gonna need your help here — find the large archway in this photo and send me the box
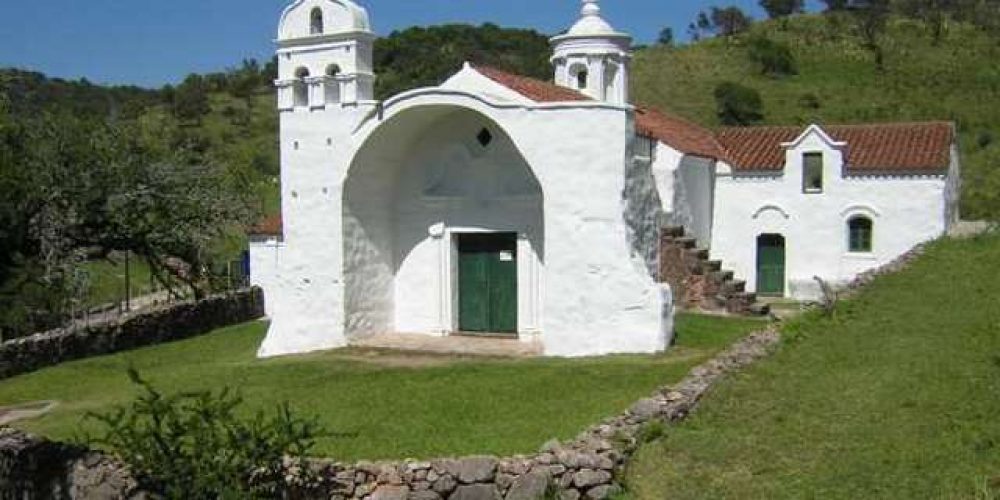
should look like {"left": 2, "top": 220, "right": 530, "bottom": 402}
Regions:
{"left": 343, "top": 105, "right": 544, "bottom": 339}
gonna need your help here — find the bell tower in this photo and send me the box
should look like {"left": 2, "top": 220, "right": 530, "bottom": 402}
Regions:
{"left": 275, "top": 0, "right": 375, "bottom": 111}
{"left": 551, "top": 0, "right": 632, "bottom": 105}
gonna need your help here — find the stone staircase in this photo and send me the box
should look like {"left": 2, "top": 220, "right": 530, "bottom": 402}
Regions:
{"left": 659, "top": 226, "right": 768, "bottom": 316}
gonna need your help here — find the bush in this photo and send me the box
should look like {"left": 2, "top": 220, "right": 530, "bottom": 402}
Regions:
{"left": 748, "top": 36, "right": 798, "bottom": 77}
{"left": 714, "top": 82, "right": 765, "bottom": 126}
{"left": 85, "top": 369, "right": 325, "bottom": 498}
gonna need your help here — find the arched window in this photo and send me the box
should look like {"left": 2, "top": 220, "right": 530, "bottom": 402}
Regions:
{"left": 324, "top": 64, "right": 341, "bottom": 104}
{"left": 848, "top": 216, "right": 873, "bottom": 253}
{"left": 294, "top": 67, "right": 310, "bottom": 108}
{"left": 569, "top": 64, "right": 588, "bottom": 91}
{"left": 310, "top": 8, "right": 324, "bottom": 35}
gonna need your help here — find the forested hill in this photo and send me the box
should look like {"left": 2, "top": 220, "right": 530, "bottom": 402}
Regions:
{"left": 3, "top": 16, "right": 1000, "bottom": 217}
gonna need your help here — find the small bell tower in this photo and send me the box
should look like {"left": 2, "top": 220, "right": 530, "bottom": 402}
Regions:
{"left": 275, "top": 0, "right": 376, "bottom": 111}
{"left": 551, "top": 0, "right": 632, "bottom": 105}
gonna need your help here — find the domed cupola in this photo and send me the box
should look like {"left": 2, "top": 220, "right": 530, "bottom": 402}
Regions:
{"left": 275, "top": 0, "right": 376, "bottom": 109}
{"left": 551, "top": 0, "right": 632, "bottom": 105}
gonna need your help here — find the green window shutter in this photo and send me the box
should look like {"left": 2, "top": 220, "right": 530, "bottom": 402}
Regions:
{"left": 803, "top": 153, "right": 824, "bottom": 193}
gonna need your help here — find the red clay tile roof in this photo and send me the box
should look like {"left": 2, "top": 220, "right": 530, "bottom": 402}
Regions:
{"left": 717, "top": 122, "right": 955, "bottom": 174}
{"left": 472, "top": 65, "right": 724, "bottom": 159}
{"left": 472, "top": 65, "right": 590, "bottom": 103}
{"left": 249, "top": 214, "right": 283, "bottom": 236}
{"left": 634, "top": 106, "right": 724, "bottom": 160}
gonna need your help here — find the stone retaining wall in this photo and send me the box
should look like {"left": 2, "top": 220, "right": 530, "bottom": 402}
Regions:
{"left": 0, "top": 329, "right": 780, "bottom": 500}
{"left": 0, "top": 287, "right": 265, "bottom": 381}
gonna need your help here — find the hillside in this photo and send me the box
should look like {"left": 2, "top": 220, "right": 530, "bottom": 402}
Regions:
{"left": 632, "top": 15, "right": 1000, "bottom": 218}
{"left": 3, "top": 17, "right": 998, "bottom": 219}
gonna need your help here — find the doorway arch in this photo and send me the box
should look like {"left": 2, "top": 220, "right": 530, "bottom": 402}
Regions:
{"left": 343, "top": 105, "right": 544, "bottom": 338}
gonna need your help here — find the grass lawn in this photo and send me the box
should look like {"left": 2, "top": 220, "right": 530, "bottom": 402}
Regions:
{"left": 624, "top": 234, "right": 1000, "bottom": 499}
{"left": 84, "top": 257, "right": 155, "bottom": 308}
{"left": 0, "top": 313, "right": 763, "bottom": 462}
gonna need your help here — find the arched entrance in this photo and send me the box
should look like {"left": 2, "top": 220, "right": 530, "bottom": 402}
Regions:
{"left": 343, "top": 105, "right": 544, "bottom": 339}
{"left": 756, "top": 234, "right": 786, "bottom": 296}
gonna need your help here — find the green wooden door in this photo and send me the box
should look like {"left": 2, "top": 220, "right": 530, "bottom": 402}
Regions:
{"left": 458, "top": 233, "right": 518, "bottom": 334}
{"left": 757, "top": 234, "right": 786, "bottom": 296}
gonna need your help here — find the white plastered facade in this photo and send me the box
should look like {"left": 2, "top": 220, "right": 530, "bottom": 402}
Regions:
{"left": 253, "top": 0, "right": 673, "bottom": 358}
{"left": 710, "top": 125, "right": 960, "bottom": 301}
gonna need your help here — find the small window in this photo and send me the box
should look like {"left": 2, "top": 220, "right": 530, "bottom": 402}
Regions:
{"left": 477, "top": 128, "right": 493, "bottom": 147}
{"left": 803, "top": 152, "right": 823, "bottom": 193}
{"left": 310, "top": 8, "right": 324, "bottom": 35}
{"left": 848, "top": 216, "right": 873, "bottom": 253}
{"left": 576, "top": 70, "right": 589, "bottom": 90}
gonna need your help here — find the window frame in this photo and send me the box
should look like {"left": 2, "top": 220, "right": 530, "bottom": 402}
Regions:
{"left": 847, "top": 216, "right": 874, "bottom": 254}
{"left": 802, "top": 152, "right": 824, "bottom": 194}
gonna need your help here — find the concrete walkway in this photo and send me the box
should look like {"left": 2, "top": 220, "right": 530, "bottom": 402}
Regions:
{"left": 353, "top": 333, "right": 543, "bottom": 358}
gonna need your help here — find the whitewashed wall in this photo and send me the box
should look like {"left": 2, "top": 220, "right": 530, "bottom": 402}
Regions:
{"left": 650, "top": 144, "right": 715, "bottom": 248}
{"left": 248, "top": 238, "right": 285, "bottom": 317}
{"left": 711, "top": 128, "right": 955, "bottom": 300}
{"left": 258, "top": 87, "right": 672, "bottom": 358}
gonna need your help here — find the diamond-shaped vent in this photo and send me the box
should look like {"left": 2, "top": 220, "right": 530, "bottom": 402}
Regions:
{"left": 477, "top": 128, "right": 493, "bottom": 147}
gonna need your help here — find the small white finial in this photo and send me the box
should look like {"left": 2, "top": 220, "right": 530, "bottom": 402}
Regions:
{"left": 581, "top": 0, "right": 600, "bottom": 17}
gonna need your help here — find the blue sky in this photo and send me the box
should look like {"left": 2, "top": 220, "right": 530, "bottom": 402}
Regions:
{"left": 0, "top": 0, "right": 822, "bottom": 88}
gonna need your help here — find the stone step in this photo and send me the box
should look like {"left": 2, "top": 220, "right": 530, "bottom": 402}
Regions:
{"left": 721, "top": 280, "right": 746, "bottom": 294}
{"left": 710, "top": 270, "right": 734, "bottom": 283}
{"left": 673, "top": 237, "right": 698, "bottom": 249}
{"left": 701, "top": 260, "right": 723, "bottom": 273}
{"left": 662, "top": 225, "right": 685, "bottom": 238}
{"left": 686, "top": 248, "right": 710, "bottom": 261}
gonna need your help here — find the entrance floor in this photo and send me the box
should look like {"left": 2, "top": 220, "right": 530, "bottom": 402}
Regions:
{"left": 352, "top": 333, "right": 542, "bottom": 358}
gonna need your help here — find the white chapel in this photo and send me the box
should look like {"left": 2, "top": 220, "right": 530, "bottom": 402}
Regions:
{"left": 249, "top": 0, "right": 960, "bottom": 358}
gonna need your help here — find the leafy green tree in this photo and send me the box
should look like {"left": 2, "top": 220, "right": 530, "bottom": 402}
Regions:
{"left": 172, "top": 74, "right": 211, "bottom": 125}
{"left": 748, "top": 36, "right": 798, "bottom": 77}
{"left": 658, "top": 27, "right": 675, "bottom": 46}
{"left": 714, "top": 82, "right": 765, "bottom": 125}
{"left": 710, "top": 6, "right": 754, "bottom": 37}
{"left": 821, "top": 0, "right": 850, "bottom": 10}
{"left": 760, "top": 0, "right": 806, "bottom": 18}
{"left": 373, "top": 24, "right": 551, "bottom": 99}
{"left": 847, "top": 0, "right": 892, "bottom": 70}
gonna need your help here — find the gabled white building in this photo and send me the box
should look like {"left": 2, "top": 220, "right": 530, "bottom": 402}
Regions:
{"left": 249, "top": 0, "right": 960, "bottom": 358}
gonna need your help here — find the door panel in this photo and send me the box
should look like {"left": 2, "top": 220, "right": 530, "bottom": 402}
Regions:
{"left": 458, "top": 233, "right": 518, "bottom": 334}
{"left": 757, "top": 235, "right": 786, "bottom": 296}
{"left": 458, "top": 252, "right": 490, "bottom": 332}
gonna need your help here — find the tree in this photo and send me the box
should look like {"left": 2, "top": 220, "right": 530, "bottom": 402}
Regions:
{"left": 658, "top": 27, "right": 675, "bottom": 46}
{"left": 898, "top": 0, "right": 960, "bottom": 43}
{"left": 711, "top": 6, "right": 754, "bottom": 37}
{"left": 748, "top": 36, "right": 798, "bottom": 77}
{"left": 714, "top": 82, "right": 765, "bottom": 125}
{"left": 172, "top": 74, "right": 211, "bottom": 125}
{"left": 820, "top": 0, "right": 850, "bottom": 10}
{"left": 760, "top": 0, "right": 805, "bottom": 18}
{"left": 847, "top": 0, "right": 892, "bottom": 70}
{"left": 0, "top": 111, "right": 256, "bottom": 337}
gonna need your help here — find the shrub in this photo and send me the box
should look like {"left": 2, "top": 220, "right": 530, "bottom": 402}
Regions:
{"left": 85, "top": 369, "right": 324, "bottom": 498}
{"left": 748, "top": 36, "right": 798, "bottom": 77}
{"left": 714, "top": 82, "right": 765, "bottom": 126}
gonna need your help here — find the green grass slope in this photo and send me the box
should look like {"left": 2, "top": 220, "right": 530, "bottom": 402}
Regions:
{"left": 633, "top": 15, "right": 1000, "bottom": 219}
{"left": 0, "top": 313, "right": 763, "bottom": 461}
{"left": 624, "top": 233, "right": 1000, "bottom": 498}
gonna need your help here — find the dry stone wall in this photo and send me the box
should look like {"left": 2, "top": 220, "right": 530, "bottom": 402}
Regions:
{"left": 0, "top": 287, "right": 265, "bottom": 381}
